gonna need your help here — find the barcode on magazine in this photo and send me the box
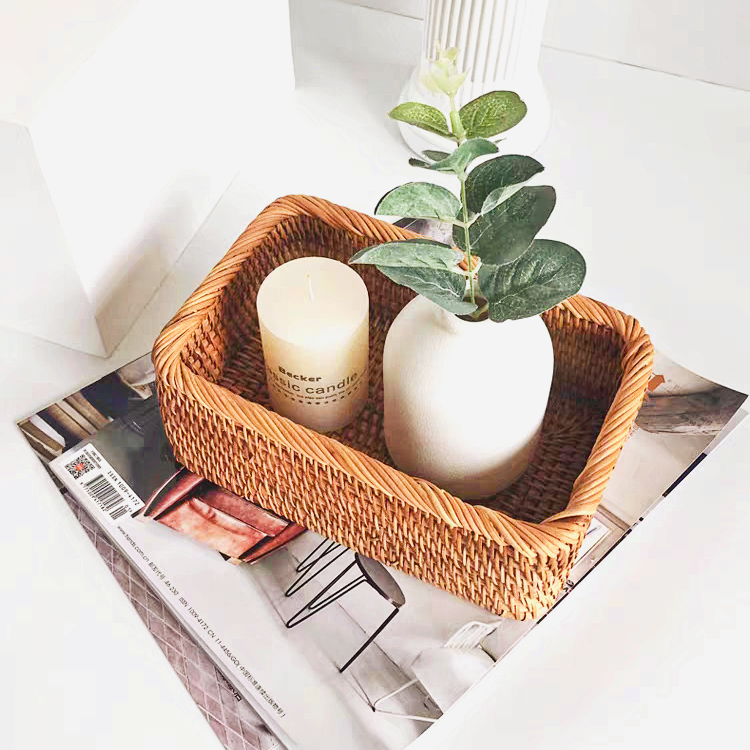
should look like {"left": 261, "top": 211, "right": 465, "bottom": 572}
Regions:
{"left": 54, "top": 444, "right": 145, "bottom": 524}
{"left": 82, "top": 473, "right": 131, "bottom": 521}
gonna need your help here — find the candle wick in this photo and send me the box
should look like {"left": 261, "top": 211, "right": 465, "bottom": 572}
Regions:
{"left": 306, "top": 274, "right": 315, "bottom": 303}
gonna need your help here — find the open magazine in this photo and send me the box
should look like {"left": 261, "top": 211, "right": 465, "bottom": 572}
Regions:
{"left": 19, "top": 348, "right": 747, "bottom": 750}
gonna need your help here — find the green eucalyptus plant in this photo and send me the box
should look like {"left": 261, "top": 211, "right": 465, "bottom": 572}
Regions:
{"left": 350, "top": 45, "right": 586, "bottom": 322}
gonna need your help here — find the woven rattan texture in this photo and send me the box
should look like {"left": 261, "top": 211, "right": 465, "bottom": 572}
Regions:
{"left": 154, "top": 196, "right": 654, "bottom": 620}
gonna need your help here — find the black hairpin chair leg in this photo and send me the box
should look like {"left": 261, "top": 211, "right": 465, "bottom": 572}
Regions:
{"left": 295, "top": 539, "right": 342, "bottom": 574}
{"left": 338, "top": 608, "right": 399, "bottom": 673}
{"left": 285, "top": 548, "right": 406, "bottom": 673}
{"left": 285, "top": 560, "right": 364, "bottom": 628}
{"left": 285, "top": 542, "right": 348, "bottom": 598}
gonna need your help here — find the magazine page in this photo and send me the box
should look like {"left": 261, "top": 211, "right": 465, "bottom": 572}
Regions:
{"left": 20, "top": 351, "right": 747, "bottom": 750}
{"left": 58, "top": 487, "right": 280, "bottom": 750}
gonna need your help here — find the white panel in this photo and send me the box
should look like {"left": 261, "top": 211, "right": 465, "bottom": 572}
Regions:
{"left": 0, "top": 121, "right": 105, "bottom": 355}
{"left": 30, "top": 0, "right": 295, "bottom": 353}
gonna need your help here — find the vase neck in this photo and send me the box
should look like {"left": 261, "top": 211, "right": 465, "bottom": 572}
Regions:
{"left": 434, "top": 301, "right": 493, "bottom": 336}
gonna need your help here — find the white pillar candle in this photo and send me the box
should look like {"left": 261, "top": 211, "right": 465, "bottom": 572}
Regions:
{"left": 256, "top": 257, "right": 369, "bottom": 434}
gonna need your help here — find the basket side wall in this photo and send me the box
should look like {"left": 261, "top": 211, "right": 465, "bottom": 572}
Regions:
{"left": 157, "top": 379, "right": 573, "bottom": 619}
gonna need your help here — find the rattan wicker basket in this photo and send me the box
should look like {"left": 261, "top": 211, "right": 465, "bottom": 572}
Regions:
{"left": 153, "top": 195, "right": 654, "bottom": 620}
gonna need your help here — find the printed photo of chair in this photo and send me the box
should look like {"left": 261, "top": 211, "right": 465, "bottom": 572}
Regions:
{"left": 284, "top": 547, "right": 406, "bottom": 673}
{"left": 372, "top": 620, "right": 500, "bottom": 723}
{"left": 140, "top": 467, "right": 305, "bottom": 563}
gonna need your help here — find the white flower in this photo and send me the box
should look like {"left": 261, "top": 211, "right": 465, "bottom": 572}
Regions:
{"left": 420, "top": 41, "right": 468, "bottom": 98}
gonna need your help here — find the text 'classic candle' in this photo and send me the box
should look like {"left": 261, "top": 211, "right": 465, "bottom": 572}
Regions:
{"left": 256, "top": 257, "right": 369, "bottom": 433}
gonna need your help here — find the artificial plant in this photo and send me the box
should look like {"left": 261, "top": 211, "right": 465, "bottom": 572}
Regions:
{"left": 350, "top": 44, "right": 586, "bottom": 322}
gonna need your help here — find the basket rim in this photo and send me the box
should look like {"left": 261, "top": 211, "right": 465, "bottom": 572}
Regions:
{"left": 153, "top": 195, "right": 654, "bottom": 559}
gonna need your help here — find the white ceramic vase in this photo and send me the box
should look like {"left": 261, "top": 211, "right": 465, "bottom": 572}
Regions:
{"left": 383, "top": 295, "right": 554, "bottom": 500}
{"left": 398, "top": 0, "right": 550, "bottom": 157}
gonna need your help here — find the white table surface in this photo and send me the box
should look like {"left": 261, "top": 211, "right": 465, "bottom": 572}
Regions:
{"left": 2, "top": 1, "right": 749, "bottom": 747}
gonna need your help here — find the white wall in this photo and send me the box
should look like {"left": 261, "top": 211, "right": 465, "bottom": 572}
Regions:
{"left": 339, "top": 0, "right": 750, "bottom": 90}
{"left": 344, "top": 0, "right": 425, "bottom": 17}
{"left": 1, "top": 0, "right": 294, "bottom": 355}
{"left": 543, "top": 0, "right": 750, "bottom": 91}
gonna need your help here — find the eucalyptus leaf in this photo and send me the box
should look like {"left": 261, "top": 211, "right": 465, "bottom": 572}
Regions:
{"left": 427, "top": 138, "right": 498, "bottom": 175}
{"left": 375, "top": 183, "right": 461, "bottom": 222}
{"left": 423, "top": 150, "right": 450, "bottom": 161}
{"left": 459, "top": 91, "right": 528, "bottom": 139}
{"left": 454, "top": 186, "right": 556, "bottom": 263}
{"left": 479, "top": 239, "right": 586, "bottom": 322}
{"left": 409, "top": 157, "right": 460, "bottom": 174}
{"left": 465, "top": 155, "right": 544, "bottom": 214}
{"left": 378, "top": 265, "right": 477, "bottom": 315}
{"left": 481, "top": 184, "right": 530, "bottom": 215}
{"left": 389, "top": 102, "right": 453, "bottom": 139}
{"left": 350, "top": 239, "right": 461, "bottom": 270}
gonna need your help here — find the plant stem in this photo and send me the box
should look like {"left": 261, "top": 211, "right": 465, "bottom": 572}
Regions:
{"left": 459, "top": 175, "right": 475, "bottom": 306}
{"left": 449, "top": 92, "right": 475, "bottom": 308}
{"left": 449, "top": 95, "right": 466, "bottom": 144}
{"left": 474, "top": 301, "right": 489, "bottom": 318}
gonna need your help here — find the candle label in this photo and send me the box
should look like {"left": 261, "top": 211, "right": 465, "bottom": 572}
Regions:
{"left": 267, "top": 365, "right": 365, "bottom": 407}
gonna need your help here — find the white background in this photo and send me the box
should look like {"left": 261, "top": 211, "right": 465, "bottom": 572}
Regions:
{"left": 342, "top": 0, "right": 750, "bottom": 90}
{"left": 0, "top": 0, "right": 139, "bottom": 124}
{"left": 1, "top": 0, "right": 749, "bottom": 748}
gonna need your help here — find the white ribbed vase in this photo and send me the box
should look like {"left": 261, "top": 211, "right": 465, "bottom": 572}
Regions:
{"left": 383, "top": 296, "right": 554, "bottom": 500}
{"left": 399, "top": 0, "right": 550, "bottom": 156}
